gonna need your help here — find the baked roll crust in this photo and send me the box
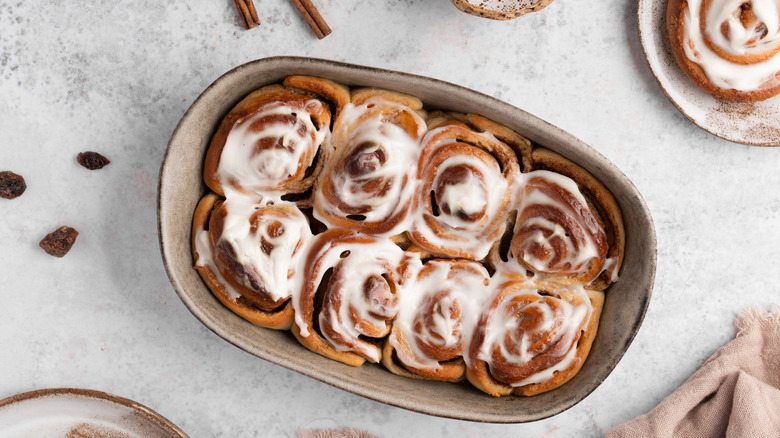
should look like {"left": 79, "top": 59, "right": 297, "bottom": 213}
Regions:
{"left": 192, "top": 193, "right": 311, "bottom": 329}
{"left": 382, "top": 258, "right": 490, "bottom": 382}
{"left": 204, "top": 77, "right": 349, "bottom": 200}
{"left": 313, "top": 89, "right": 427, "bottom": 236}
{"left": 466, "top": 280, "right": 603, "bottom": 396}
{"left": 666, "top": 0, "right": 780, "bottom": 102}
{"left": 461, "top": 113, "right": 533, "bottom": 174}
{"left": 409, "top": 113, "right": 520, "bottom": 260}
{"left": 529, "top": 148, "right": 625, "bottom": 290}
{"left": 291, "top": 229, "right": 413, "bottom": 366}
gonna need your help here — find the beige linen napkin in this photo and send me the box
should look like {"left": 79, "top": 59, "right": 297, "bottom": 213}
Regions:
{"left": 608, "top": 307, "right": 780, "bottom": 438}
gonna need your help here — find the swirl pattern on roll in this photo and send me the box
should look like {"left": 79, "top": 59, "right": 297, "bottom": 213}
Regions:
{"left": 409, "top": 116, "right": 519, "bottom": 260}
{"left": 292, "top": 229, "right": 414, "bottom": 366}
{"left": 192, "top": 194, "right": 311, "bottom": 329}
{"left": 383, "top": 259, "right": 489, "bottom": 381}
{"left": 466, "top": 280, "right": 598, "bottom": 396}
{"left": 314, "top": 91, "right": 427, "bottom": 236}
{"left": 510, "top": 170, "right": 608, "bottom": 285}
{"left": 667, "top": 0, "right": 780, "bottom": 101}
{"left": 204, "top": 79, "right": 349, "bottom": 198}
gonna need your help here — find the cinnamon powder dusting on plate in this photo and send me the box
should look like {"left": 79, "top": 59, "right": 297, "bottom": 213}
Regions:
{"left": 66, "top": 422, "right": 135, "bottom": 438}
{"left": 709, "top": 101, "right": 780, "bottom": 146}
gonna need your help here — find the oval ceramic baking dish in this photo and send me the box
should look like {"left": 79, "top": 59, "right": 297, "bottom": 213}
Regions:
{"left": 158, "top": 56, "right": 656, "bottom": 423}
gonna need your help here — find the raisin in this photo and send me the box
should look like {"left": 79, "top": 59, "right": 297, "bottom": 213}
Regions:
{"left": 39, "top": 226, "right": 79, "bottom": 257}
{"left": 0, "top": 171, "right": 27, "bottom": 199}
{"left": 77, "top": 151, "right": 111, "bottom": 170}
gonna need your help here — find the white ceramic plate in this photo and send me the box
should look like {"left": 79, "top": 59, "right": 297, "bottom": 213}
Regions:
{"left": 637, "top": 0, "right": 780, "bottom": 146}
{"left": 0, "top": 388, "right": 188, "bottom": 438}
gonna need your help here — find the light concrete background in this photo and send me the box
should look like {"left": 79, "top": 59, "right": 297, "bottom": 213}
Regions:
{"left": 1, "top": 0, "right": 778, "bottom": 436}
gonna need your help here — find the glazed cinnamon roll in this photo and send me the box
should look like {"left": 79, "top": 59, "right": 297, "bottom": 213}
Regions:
{"left": 382, "top": 258, "right": 490, "bottom": 381}
{"left": 192, "top": 193, "right": 312, "bottom": 329}
{"left": 528, "top": 148, "right": 624, "bottom": 290}
{"left": 313, "top": 89, "right": 427, "bottom": 236}
{"left": 292, "top": 229, "right": 415, "bottom": 366}
{"left": 666, "top": 0, "right": 780, "bottom": 101}
{"left": 508, "top": 170, "right": 609, "bottom": 286}
{"left": 466, "top": 280, "right": 603, "bottom": 397}
{"left": 204, "top": 76, "right": 350, "bottom": 200}
{"left": 408, "top": 114, "right": 520, "bottom": 260}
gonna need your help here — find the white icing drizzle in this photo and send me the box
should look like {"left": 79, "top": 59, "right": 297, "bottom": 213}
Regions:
{"left": 195, "top": 196, "right": 311, "bottom": 302}
{"left": 438, "top": 176, "right": 487, "bottom": 220}
{"left": 411, "top": 128, "right": 511, "bottom": 258}
{"left": 390, "top": 260, "right": 489, "bottom": 370}
{"left": 512, "top": 170, "right": 604, "bottom": 277}
{"left": 599, "top": 256, "right": 621, "bottom": 284}
{"left": 293, "top": 235, "right": 410, "bottom": 363}
{"left": 475, "top": 280, "right": 592, "bottom": 387}
{"left": 607, "top": 257, "right": 620, "bottom": 282}
{"left": 314, "top": 98, "right": 425, "bottom": 235}
{"left": 511, "top": 339, "right": 580, "bottom": 387}
{"left": 682, "top": 0, "right": 780, "bottom": 91}
{"left": 217, "top": 101, "right": 328, "bottom": 195}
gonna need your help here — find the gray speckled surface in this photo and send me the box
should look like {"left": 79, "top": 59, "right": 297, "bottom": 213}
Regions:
{"left": 1, "top": 1, "right": 779, "bottom": 437}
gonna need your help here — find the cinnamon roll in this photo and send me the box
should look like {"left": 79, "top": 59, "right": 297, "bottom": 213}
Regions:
{"left": 382, "top": 258, "right": 490, "bottom": 381}
{"left": 313, "top": 90, "right": 427, "bottom": 236}
{"left": 466, "top": 280, "right": 603, "bottom": 397}
{"left": 528, "top": 148, "right": 624, "bottom": 290}
{"left": 204, "top": 76, "right": 350, "bottom": 200}
{"left": 666, "top": 0, "right": 780, "bottom": 101}
{"left": 192, "top": 193, "right": 312, "bottom": 329}
{"left": 409, "top": 114, "right": 520, "bottom": 260}
{"left": 292, "top": 229, "right": 416, "bottom": 366}
{"left": 507, "top": 170, "right": 609, "bottom": 286}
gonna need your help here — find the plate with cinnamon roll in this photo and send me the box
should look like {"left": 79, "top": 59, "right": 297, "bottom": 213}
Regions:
{"left": 159, "top": 57, "right": 656, "bottom": 422}
{"left": 638, "top": 0, "right": 780, "bottom": 146}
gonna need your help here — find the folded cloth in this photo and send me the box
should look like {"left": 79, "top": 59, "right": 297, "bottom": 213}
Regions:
{"left": 608, "top": 307, "right": 780, "bottom": 438}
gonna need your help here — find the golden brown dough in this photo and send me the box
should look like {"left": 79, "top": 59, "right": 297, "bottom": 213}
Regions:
{"left": 204, "top": 77, "right": 349, "bottom": 201}
{"left": 408, "top": 113, "right": 520, "bottom": 260}
{"left": 192, "top": 193, "right": 300, "bottom": 329}
{"left": 382, "top": 258, "right": 490, "bottom": 382}
{"left": 530, "top": 148, "right": 625, "bottom": 290}
{"left": 313, "top": 89, "right": 427, "bottom": 236}
{"left": 291, "top": 229, "right": 412, "bottom": 366}
{"left": 466, "top": 280, "right": 603, "bottom": 396}
{"left": 462, "top": 113, "right": 533, "bottom": 173}
{"left": 666, "top": 0, "right": 780, "bottom": 102}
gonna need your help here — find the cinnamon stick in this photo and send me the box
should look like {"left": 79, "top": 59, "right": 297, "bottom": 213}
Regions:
{"left": 233, "top": 0, "right": 260, "bottom": 30}
{"left": 290, "top": 0, "right": 331, "bottom": 39}
{"left": 245, "top": 0, "right": 260, "bottom": 25}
